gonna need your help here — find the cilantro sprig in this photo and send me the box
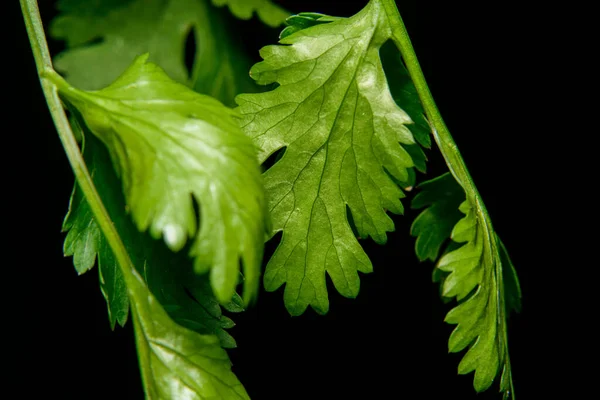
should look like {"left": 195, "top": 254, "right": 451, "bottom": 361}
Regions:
{"left": 21, "top": 0, "right": 521, "bottom": 398}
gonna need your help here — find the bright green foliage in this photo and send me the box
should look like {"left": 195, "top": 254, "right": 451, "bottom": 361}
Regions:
{"left": 24, "top": 0, "right": 523, "bottom": 397}
{"left": 63, "top": 122, "right": 243, "bottom": 346}
{"left": 129, "top": 269, "right": 250, "bottom": 400}
{"left": 211, "top": 0, "right": 289, "bottom": 27}
{"left": 64, "top": 147, "right": 248, "bottom": 396}
{"left": 236, "top": 1, "right": 418, "bottom": 315}
{"left": 439, "top": 200, "right": 515, "bottom": 394}
{"left": 412, "top": 173, "right": 521, "bottom": 396}
{"left": 51, "top": 55, "right": 268, "bottom": 305}
{"left": 50, "top": 0, "right": 256, "bottom": 106}
{"left": 60, "top": 74, "right": 251, "bottom": 399}
{"left": 62, "top": 129, "right": 248, "bottom": 400}
{"left": 410, "top": 172, "right": 464, "bottom": 262}
{"left": 279, "top": 17, "right": 428, "bottom": 183}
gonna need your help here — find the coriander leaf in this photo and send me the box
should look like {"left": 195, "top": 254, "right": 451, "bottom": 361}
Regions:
{"left": 211, "top": 0, "right": 289, "bottom": 27}
{"left": 50, "top": 0, "right": 255, "bottom": 106}
{"left": 279, "top": 13, "right": 343, "bottom": 39}
{"left": 63, "top": 181, "right": 101, "bottom": 276}
{"left": 280, "top": 14, "right": 428, "bottom": 185}
{"left": 61, "top": 126, "right": 248, "bottom": 395}
{"left": 435, "top": 198, "right": 519, "bottom": 395}
{"left": 155, "top": 269, "right": 243, "bottom": 349}
{"left": 236, "top": 0, "right": 419, "bottom": 315}
{"left": 63, "top": 155, "right": 129, "bottom": 329}
{"left": 279, "top": 16, "right": 430, "bottom": 155}
{"left": 128, "top": 269, "right": 250, "bottom": 400}
{"left": 410, "top": 172, "right": 464, "bottom": 262}
{"left": 97, "top": 238, "right": 129, "bottom": 330}
{"left": 50, "top": 55, "right": 268, "bottom": 305}
{"left": 64, "top": 133, "right": 249, "bottom": 397}
{"left": 411, "top": 172, "right": 521, "bottom": 396}
{"left": 63, "top": 119, "right": 242, "bottom": 345}
{"left": 380, "top": 41, "right": 432, "bottom": 149}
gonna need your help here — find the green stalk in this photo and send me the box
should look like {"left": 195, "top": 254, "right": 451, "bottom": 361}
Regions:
{"left": 379, "top": 0, "right": 479, "bottom": 202}
{"left": 19, "top": 0, "right": 140, "bottom": 294}
{"left": 20, "top": 1, "right": 157, "bottom": 392}
{"left": 379, "top": 0, "right": 515, "bottom": 398}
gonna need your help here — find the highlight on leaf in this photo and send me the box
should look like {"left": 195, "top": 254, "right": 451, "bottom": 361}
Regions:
{"left": 47, "top": 54, "right": 268, "bottom": 305}
{"left": 236, "top": 0, "right": 422, "bottom": 315}
{"left": 412, "top": 172, "right": 521, "bottom": 397}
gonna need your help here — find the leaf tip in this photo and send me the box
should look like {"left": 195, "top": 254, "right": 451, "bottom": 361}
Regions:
{"left": 161, "top": 223, "right": 187, "bottom": 252}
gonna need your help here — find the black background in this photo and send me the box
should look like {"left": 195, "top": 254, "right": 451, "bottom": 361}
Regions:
{"left": 8, "top": 0, "right": 549, "bottom": 399}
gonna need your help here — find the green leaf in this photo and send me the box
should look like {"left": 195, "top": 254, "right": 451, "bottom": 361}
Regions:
{"left": 280, "top": 17, "right": 428, "bottom": 181}
{"left": 62, "top": 116, "right": 249, "bottom": 398}
{"left": 64, "top": 199, "right": 130, "bottom": 330}
{"left": 58, "top": 79, "right": 253, "bottom": 400}
{"left": 63, "top": 130, "right": 129, "bottom": 329}
{"left": 380, "top": 41, "right": 432, "bottom": 149}
{"left": 236, "top": 1, "right": 420, "bottom": 315}
{"left": 279, "top": 12, "right": 342, "bottom": 39}
{"left": 50, "top": 0, "right": 256, "bottom": 106}
{"left": 278, "top": 16, "right": 430, "bottom": 153}
{"left": 434, "top": 197, "right": 519, "bottom": 395}
{"left": 51, "top": 55, "right": 268, "bottom": 305}
{"left": 96, "top": 238, "right": 129, "bottom": 330}
{"left": 63, "top": 182, "right": 101, "bottom": 275}
{"left": 411, "top": 171, "right": 521, "bottom": 396}
{"left": 63, "top": 136, "right": 249, "bottom": 397}
{"left": 211, "top": 0, "right": 289, "bottom": 27}
{"left": 129, "top": 269, "right": 250, "bottom": 400}
{"left": 410, "top": 172, "right": 465, "bottom": 262}
{"left": 63, "top": 119, "right": 243, "bottom": 345}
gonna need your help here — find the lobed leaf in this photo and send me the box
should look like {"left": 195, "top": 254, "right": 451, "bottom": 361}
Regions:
{"left": 129, "top": 269, "right": 250, "bottom": 400}
{"left": 410, "top": 172, "right": 465, "bottom": 262}
{"left": 236, "top": 1, "right": 421, "bottom": 315}
{"left": 64, "top": 163, "right": 250, "bottom": 397}
{"left": 63, "top": 173, "right": 129, "bottom": 329}
{"left": 413, "top": 172, "right": 521, "bottom": 397}
{"left": 53, "top": 55, "right": 268, "bottom": 305}
{"left": 64, "top": 122, "right": 244, "bottom": 345}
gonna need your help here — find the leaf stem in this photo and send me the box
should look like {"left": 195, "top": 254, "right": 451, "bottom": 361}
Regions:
{"left": 379, "top": 0, "right": 478, "bottom": 203}
{"left": 379, "top": 0, "right": 515, "bottom": 397}
{"left": 19, "top": 0, "right": 139, "bottom": 286}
